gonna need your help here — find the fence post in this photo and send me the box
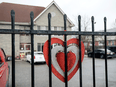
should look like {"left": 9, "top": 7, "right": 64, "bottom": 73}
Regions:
{"left": 30, "top": 11, "right": 34, "bottom": 87}
{"left": 91, "top": 16, "right": 96, "bottom": 87}
{"left": 64, "top": 14, "right": 68, "bottom": 87}
{"left": 48, "top": 13, "right": 52, "bottom": 87}
{"left": 11, "top": 10, "right": 15, "bottom": 87}
{"left": 104, "top": 17, "right": 108, "bottom": 87}
{"left": 78, "top": 15, "right": 82, "bottom": 87}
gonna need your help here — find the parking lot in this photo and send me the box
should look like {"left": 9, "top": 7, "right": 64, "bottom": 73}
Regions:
{"left": 7, "top": 56, "right": 116, "bottom": 87}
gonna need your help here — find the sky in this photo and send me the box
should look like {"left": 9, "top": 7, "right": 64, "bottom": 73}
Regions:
{"left": 0, "top": 0, "right": 116, "bottom": 31}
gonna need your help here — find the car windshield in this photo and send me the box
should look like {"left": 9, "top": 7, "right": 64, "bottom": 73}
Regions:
{"left": 100, "top": 49, "right": 111, "bottom": 53}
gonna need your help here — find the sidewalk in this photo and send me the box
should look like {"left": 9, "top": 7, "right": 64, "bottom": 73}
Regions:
{"left": 15, "top": 58, "right": 26, "bottom": 61}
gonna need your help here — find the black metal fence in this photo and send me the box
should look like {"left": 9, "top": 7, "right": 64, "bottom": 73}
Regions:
{"left": 0, "top": 10, "right": 114, "bottom": 87}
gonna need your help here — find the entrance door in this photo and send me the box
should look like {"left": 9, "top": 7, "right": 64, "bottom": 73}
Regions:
{"left": 20, "top": 43, "right": 31, "bottom": 58}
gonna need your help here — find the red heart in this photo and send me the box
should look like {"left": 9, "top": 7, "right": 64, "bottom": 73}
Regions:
{"left": 56, "top": 52, "right": 76, "bottom": 72}
{"left": 43, "top": 38, "right": 85, "bottom": 82}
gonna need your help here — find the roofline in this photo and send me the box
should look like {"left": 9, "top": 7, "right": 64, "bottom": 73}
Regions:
{"left": 33, "top": 1, "right": 74, "bottom": 27}
{"left": 0, "top": 2, "right": 45, "bottom": 8}
{"left": 0, "top": 21, "right": 36, "bottom": 25}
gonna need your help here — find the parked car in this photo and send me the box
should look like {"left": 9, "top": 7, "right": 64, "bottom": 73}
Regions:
{"left": 0, "top": 48, "right": 10, "bottom": 87}
{"left": 6, "top": 56, "right": 20, "bottom": 61}
{"left": 107, "top": 46, "right": 116, "bottom": 53}
{"left": 6, "top": 56, "right": 12, "bottom": 61}
{"left": 88, "top": 49, "right": 115, "bottom": 58}
{"left": 26, "top": 51, "right": 45, "bottom": 64}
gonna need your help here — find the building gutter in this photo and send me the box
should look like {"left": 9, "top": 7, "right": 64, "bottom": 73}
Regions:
{"left": 0, "top": 21, "right": 36, "bottom": 26}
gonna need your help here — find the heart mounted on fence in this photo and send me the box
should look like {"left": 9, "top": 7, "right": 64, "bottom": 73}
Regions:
{"left": 43, "top": 38, "right": 85, "bottom": 82}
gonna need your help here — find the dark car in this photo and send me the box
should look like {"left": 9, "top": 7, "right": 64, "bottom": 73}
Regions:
{"left": 107, "top": 46, "right": 116, "bottom": 53}
{"left": 88, "top": 49, "right": 115, "bottom": 58}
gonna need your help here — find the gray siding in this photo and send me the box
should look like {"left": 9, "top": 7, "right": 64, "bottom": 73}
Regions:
{"left": 0, "top": 3, "right": 73, "bottom": 57}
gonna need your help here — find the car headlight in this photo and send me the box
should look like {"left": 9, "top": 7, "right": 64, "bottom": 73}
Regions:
{"left": 110, "top": 52, "right": 114, "bottom": 55}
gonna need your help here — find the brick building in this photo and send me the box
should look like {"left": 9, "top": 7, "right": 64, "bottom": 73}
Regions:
{"left": 0, "top": 1, "right": 74, "bottom": 59}
{"left": 85, "top": 28, "right": 116, "bottom": 51}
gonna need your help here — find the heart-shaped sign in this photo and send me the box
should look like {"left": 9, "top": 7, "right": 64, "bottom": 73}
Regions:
{"left": 56, "top": 51, "right": 76, "bottom": 72}
{"left": 43, "top": 38, "right": 85, "bottom": 82}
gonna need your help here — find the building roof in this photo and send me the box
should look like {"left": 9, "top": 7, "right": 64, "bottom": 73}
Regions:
{"left": 96, "top": 28, "right": 116, "bottom": 32}
{"left": 34, "top": 1, "right": 74, "bottom": 26}
{"left": 0, "top": 1, "right": 74, "bottom": 26}
{"left": 107, "top": 28, "right": 116, "bottom": 32}
{"left": 0, "top": 2, "right": 45, "bottom": 22}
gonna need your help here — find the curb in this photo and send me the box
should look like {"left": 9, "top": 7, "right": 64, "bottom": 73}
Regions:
{"left": 84, "top": 55, "right": 88, "bottom": 57}
{"left": 15, "top": 60, "right": 22, "bottom": 62}
{"left": 15, "top": 58, "right": 27, "bottom": 61}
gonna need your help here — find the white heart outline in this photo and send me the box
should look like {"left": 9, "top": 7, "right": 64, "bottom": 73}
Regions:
{"left": 51, "top": 45, "right": 79, "bottom": 77}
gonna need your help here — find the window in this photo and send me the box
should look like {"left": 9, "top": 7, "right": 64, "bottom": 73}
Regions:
{"left": 20, "top": 44, "right": 31, "bottom": 50}
{"left": 41, "top": 26, "right": 46, "bottom": 30}
{"left": 20, "top": 44, "right": 24, "bottom": 50}
{"left": 42, "top": 43, "right": 44, "bottom": 51}
{"left": 49, "top": 26, "right": 64, "bottom": 31}
{"left": 38, "top": 26, "right": 48, "bottom": 30}
{"left": 46, "top": 26, "right": 48, "bottom": 30}
{"left": 37, "top": 26, "right": 41, "bottom": 30}
{"left": 38, "top": 26, "right": 48, "bottom": 36}
{"left": 38, "top": 43, "right": 41, "bottom": 51}
{"left": 108, "top": 41, "right": 111, "bottom": 46}
{"left": 61, "top": 27, "right": 64, "bottom": 31}
{"left": 26, "top": 45, "right": 30, "bottom": 50}
{"left": 38, "top": 43, "right": 44, "bottom": 51}
{"left": 57, "top": 27, "right": 60, "bottom": 31}
{"left": 51, "top": 27, "right": 54, "bottom": 30}
{"left": 112, "top": 41, "right": 114, "bottom": 45}
{"left": 54, "top": 27, "right": 57, "bottom": 31}
{"left": 55, "top": 26, "right": 64, "bottom": 31}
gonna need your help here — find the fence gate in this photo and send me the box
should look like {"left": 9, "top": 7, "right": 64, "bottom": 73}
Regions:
{"left": 0, "top": 10, "right": 113, "bottom": 87}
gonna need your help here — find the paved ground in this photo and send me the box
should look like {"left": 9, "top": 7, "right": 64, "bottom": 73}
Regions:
{"left": 7, "top": 56, "right": 116, "bottom": 87}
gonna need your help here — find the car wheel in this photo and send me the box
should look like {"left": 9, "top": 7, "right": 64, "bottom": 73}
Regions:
{"left": 30, "top": 61, "right": 32, "bottom": 64}
{"left": 100, "top": 55, "right": 104, "bottom": 59}
{"left": 88, "top": 54, "right": 91, "bottom": 57}
{"left": 26, "top": 59, "right": 28, "bottom": 62}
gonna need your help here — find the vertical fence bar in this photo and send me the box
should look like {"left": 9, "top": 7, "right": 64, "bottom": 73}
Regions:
{"left": 91, "top": 16, "right": 96, "bottom": 87}
{"left": 11, "top": 10, "right": 15, "bottom": 87}
{"left": 104, "top": 17, "right": 108, "bottom": 87}
{"left": 78, "top": 15, "right": 82, "bottom": 87}
{"left": 30, "top": 12, "right": 34, "bottom": 87}
{"left": 64, "top": 14, "right": 68, "bottom": 87}
{"left": 48, "top": 13, "right": 52, "bottom": 87}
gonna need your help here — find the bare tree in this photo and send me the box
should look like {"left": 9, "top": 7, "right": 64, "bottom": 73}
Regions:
{"left": 111, "top": 19, "right": 116, "bottom": 28}
{"left": 72, "top": 15, "right": 91, "bottom": 52}
{"left": 73, "top": 15, "right": 90, "bottom": 31}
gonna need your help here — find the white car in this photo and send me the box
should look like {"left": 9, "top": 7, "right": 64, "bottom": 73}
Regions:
{"left": 26, "top": 51, "right": 45, "bottom": 64}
